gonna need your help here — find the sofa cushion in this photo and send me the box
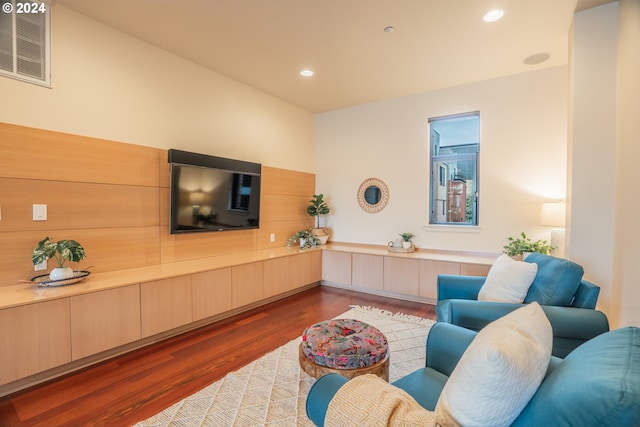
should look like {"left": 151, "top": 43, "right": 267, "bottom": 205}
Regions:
{"left": 513, "top": 326, "right": 640, "bottom": 427}
{"left": 478, "top": 254, "right": 538, "bottom": 303}
{"left": 523, "top": 253, "right": 584, "bottom": 306}
{"left": 435, "top": 302, "right": 552, "bottom": 427}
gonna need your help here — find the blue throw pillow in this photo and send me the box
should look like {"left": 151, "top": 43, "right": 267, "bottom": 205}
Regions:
{"left": 523, "top": 254, "right": 583, "bottom": 306}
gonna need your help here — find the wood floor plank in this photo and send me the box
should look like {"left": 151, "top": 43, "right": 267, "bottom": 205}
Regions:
{"left": 0, "top": 286, "right": 435, "bottom": 426}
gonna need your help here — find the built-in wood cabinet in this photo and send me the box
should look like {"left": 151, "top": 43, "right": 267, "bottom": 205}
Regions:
{"left": 0, "top": 299, "right": 71, "bottom": 385}
{"left": 232, "top": 262, "right": 265, "bottom": 308}
{"left": 192, "top": 268, "right": 233, "bottom": 321}
{"left": 419, "top": 260, "right": 460, "bottom": 300}
{"left": 384, "top": 257, "right": 420, "bottom": 296}
{"left": 290, "top": 251, "right": 322, "bottom": 290}
{"left": 264, "top": 257, "right": 290, "bottom": 298}
{"left": 352, "top": 254, "right": 384, "bottom": 290}
{"left": 322, "top": 246, "right": 493, "bottom": 302}
{"left": 322, "top": 251, "right": 351, "bottom": 284}
{"left": 70, "top": 285, "right": 141, "bottom": 359}
{"left": 141, "top": 276, "right": 193, "bottom": 338}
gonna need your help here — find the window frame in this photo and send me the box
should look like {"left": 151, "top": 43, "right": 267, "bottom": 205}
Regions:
{"left": 428, "top": 111, "right": 480, "bottom": 226}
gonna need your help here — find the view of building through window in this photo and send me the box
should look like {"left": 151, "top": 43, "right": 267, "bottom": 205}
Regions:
{"left": 429, "top": 111, "right": 479, "bottom": 225}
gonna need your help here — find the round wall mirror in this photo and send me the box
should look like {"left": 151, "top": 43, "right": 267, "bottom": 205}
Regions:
{"left": 357, "top": 178, "right": 389, "bottom": 213}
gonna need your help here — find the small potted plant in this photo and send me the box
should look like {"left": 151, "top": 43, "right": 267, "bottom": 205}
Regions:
{"left": 32, "top": 237, "right": 86, "bottom": 281}
{"left": 503, "top": 232, "right": 554, "bottom": 259}
{"left": 307, "top": 194, "right": 331, "bottom": 244}
{"left": 286, "top": 229, "right": 322, "bottom": 249}
{"left": 399, "top": 232, "right": 415, "bottom": 249}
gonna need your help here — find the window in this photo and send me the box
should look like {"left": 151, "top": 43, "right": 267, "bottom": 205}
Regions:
{"left": 429, "top": 112, "right": 479, "bottom": 225}
{"left": 0, "top": 1, "right": 51, "bottom": 86}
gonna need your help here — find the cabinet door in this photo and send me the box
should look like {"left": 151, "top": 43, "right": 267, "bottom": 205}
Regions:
{"left": 192, "top": 268, "right": 232, "bottom": 321}
{"left": 290, "top": 250, "right": 322, "bottom": 290}
{"left": 352, "top": 254, "right": 384, "bottom": 290}
{"left": 141, "top": 276, "right": 192, "bottom": 338}
{"left": 419, "top": 260, "right": 460, "bottom": 300}
{"left": 70, "top": 285, "right": 141, "bottom": 360}
{"left": 0, "top": 299, "right": 71, "bottom": 384}
{"left": 461, "top": 263, "right": 491, "bottom": 276}
{"left": 232, "top": 262, "right": 264, "bottom": 308}
{"left": 384, "top": 257, "right": 420, "bottom": 296}
{"left": 264, "top": 257, "right": 290, "bottom": 298}
{"left": 322, "top": 250, "right": 351, "bottom": 285}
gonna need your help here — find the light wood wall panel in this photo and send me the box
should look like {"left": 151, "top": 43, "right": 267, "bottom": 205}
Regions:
{"left": 0, "top": 178, "right": 159, "bottom": 232}
{"left": 0, "top": 123, "right": 159, "bottom": 186}
{"left": 0, "top": 123, "right": 316, "bottom": 286}
{"left": 261, "top": 166, "right": 315, "bottom": 196}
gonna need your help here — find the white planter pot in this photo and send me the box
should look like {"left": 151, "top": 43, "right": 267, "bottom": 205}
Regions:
{"left": 402, "top": 241, "right": 412, "bottom": 249}
{"left": 50, "top": 267, "right": 74, "bottom": 281}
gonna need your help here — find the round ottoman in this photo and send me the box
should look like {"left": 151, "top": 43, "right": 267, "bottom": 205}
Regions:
{"left": 299, "top": 318, "right": 389, "bottom": 381}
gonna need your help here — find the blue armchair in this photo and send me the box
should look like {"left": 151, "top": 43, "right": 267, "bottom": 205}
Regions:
{"left": 306, "top": 322, "right": 640, "bottom": 426}
{"left": 437, "top": 253, "right": 609, "bottom": 357}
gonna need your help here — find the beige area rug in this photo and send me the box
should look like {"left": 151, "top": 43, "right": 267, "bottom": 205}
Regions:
{"left": 134, "top": 305, "right": 435, "bottom": 427}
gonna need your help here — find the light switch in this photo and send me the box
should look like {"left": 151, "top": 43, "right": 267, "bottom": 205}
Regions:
{"left": 270, "top": 233, "right": 275, "bottom": 242}
{"left": 33, "top": 204, "right": 47, "bottom": 221}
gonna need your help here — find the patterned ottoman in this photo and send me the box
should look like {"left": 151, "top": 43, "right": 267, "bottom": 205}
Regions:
{"left": 299, "top": 318, "right": 389, "bottom": 381}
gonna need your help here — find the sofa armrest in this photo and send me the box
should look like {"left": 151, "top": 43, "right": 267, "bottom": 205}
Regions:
{"left": 572, "top": 279, "right": 600, "bottom": 309}
{"left": 437, "top": 274, "right": 486, "bottom": 301}
{"left": 425, "top": 322, "right": 476, "bottom": 376}
{"left": 436, "top": 299, "right": 610, "bottom": 357}
{"left": 306, "top": 373, "right": 349, "bottom": 426}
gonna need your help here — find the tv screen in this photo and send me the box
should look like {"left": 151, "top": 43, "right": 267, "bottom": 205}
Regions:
{"left": 168, "top": 149, "right": 261, "bottom": 234}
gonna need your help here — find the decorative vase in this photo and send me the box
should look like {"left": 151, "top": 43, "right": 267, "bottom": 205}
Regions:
{"left": 299, "top": 238, "right": 307, "bottom": 248}
{"left": 312, "top": 228, "right": 330, "bottom": 244}
{"left": 49, "top": 267, "right": 74, "bottom": 281}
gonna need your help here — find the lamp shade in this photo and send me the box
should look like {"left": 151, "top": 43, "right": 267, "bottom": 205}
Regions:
{"left": 541, "top": 202, "right": 566, "bottom": 227}
{"left": 189, "top": 191, "right": 205, "bottom": 204}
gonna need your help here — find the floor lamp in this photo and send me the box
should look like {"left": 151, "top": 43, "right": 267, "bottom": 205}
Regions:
{"left": 541, "top": 202, "right": 566, "bottom": 257}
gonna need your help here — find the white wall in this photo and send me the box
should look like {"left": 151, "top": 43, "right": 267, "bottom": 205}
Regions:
{"left": 316, "top": 67, "right": 568, "bottom": 254}
{"left": 569, "top": 3, "right": 618, "bottom": 320}
{"left": 570, "top": 0, "right": 640, "bottom": 328}
{"left": 0, "top": 5, "right": 315, "bottom": 172}
{"left": 613, "top": 0, "right": 640, "bottom": 328}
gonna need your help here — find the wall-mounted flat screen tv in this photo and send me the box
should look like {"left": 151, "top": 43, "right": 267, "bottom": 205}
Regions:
{"left": 168, "top": 149, "right": 261, "bottom": 234}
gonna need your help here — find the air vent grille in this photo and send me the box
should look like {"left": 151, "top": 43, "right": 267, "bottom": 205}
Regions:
{"left": 0, "top": 1, "right": 51, "bottom": 86}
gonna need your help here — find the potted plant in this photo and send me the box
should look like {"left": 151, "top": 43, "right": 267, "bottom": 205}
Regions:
{"left": 32, "top": 237, "right": 86, "bottom": 281}
{"left": 399, "top": 232, "right": 415, "bottom": 249}
{"left": 307, "top": 194, "right": 331, "bottom": 244}
{"left": 286, "top": 229, "right": 322, "bottom": 249}
{"left": 503, "top": 232, "right": 554, "bottom": 258}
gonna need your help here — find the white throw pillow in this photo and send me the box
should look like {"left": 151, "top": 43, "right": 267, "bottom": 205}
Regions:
{"left": 435, "top": 302, "right": 552, "bottom": 427}
{"left": 478, "top": 253, "right": 538, "bottom": 303}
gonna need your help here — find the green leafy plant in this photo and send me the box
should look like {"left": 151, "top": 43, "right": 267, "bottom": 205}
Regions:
{"left": 503, "top": 232, "right": 554, "bottom": 257}
{"left": 307, "top": 194, "right": 331, "bottom": 228}
{"left": 32, "top": 237, "right": 86, "bottom": 268}
{"left": 286, "top": 229, "right": 322, "bottom": 249}
{"left": 399, "top": 232, "right": 415, "bottom": 242}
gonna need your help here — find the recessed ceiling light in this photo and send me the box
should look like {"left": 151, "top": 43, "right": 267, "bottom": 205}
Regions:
{"left": 483, "top": 9, "right": 504, "bottom": 22}
{"left": 384, "top": 26, "right": 394, "bottom": 33}
{"left": 300, "top": 69, "right": 314, "bottom": 77}
{"left": 524, "top": 53, "right": 551, "bottom": 65}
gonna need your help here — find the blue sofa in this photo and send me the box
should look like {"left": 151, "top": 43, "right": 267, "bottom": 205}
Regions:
{"left": 306, "top": 322, "right": 640, "bottom": 426}
{"left": 437, "top": 253, "right": 610, "bottom": 357}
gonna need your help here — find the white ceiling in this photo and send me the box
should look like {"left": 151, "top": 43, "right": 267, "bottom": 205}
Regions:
{"left": 53, "top": 0, "right": 614, "bottom": 114}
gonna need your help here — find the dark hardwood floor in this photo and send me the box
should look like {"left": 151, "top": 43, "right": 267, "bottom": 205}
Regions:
{"left": 0, "top": 285, "right": 436, "bottom": 427}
